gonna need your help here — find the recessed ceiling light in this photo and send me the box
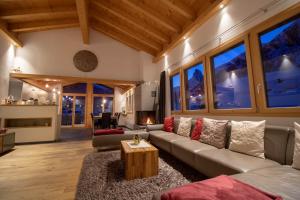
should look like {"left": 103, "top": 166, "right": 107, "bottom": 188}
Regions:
{"left": 45, "top": 84, "right": 49, "bottom": 88}
{"left": 220, "top": 4, "right": 224, "bottom": 9}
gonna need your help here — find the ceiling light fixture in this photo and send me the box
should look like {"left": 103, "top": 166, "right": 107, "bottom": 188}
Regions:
{"left": 45, "top": 84, "right": 49, "bottom": 88}
{"left": 220, "top": 4, "right": 224, "bottom": 9}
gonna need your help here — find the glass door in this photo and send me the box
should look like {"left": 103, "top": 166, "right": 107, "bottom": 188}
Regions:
{"left": 74, "top": 96, "right": 86, "bottom": 126}
{"left": 61, "top": 95, "right": 86, "bottom": 127}
{"left": 62, "top": 96, "right": 74, "bottom": 126}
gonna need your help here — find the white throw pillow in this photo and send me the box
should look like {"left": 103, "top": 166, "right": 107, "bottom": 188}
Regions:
{"left": 292, "top": 122, "right": 300, "bottom": 170}
{"left": 177, "top": 117, "right": 192, "bottom": 137}
{"left": 229, "top": 120, "right": 265, "bottom": 159}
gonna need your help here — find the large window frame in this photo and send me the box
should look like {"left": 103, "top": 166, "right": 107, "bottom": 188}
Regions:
{"left": 206, "top": 35, "right": 257, "bottom": 114}
{"left": 182, "top": 57, "right": 209, "bottom": 114}
{"left": 250, "top": 4, "right": 300, "bottom": 115}
{"left": 170, "top": 68, "right": 183, "bottom": 114}
{"left": 167, "top": 3, "right": 300, "bottom": 116}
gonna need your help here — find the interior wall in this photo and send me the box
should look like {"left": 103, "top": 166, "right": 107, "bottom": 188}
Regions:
{"left": 0, "top": 37, "right": 15, "bottom": 99}
{"left": 159, "top": 0, "right": 300, "bottom": 127}
{"left": 137, "top": 52, "right": 160, "bottom": 111}
{"left": 14, "top": 28, "right": 143, "bottom": 81}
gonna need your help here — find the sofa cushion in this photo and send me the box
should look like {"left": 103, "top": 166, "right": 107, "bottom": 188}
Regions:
{"left": 229, "top": 120, "right": 265, "bottom": 159}
{"left": 200, "top": 118, "right": 229, "bottom": 149}
{"left": 232, "top": 166, "right": 300, "bottom": 200}
{"left": 149, "top": 132, "right": 186, "bottom": 153}
{"left": 163, "top": 116, "right": 174, "bottom": 132}
{"left": 191, "top": 118, "right": 203, "bottom": 140}
{"left": 264, "top": 125, "right": 291, "bottom": 165}
{"left": 172, "top": 139, "right": 216, "bottom": 167}
{"left": 292, "top": 122, "right": 300, "bottom": 169}
{"left": 146, "top": 124, "right": 164, "bottom": 132}
{"left": 177, "top": 117, "right": 192, "bottom": 137}
{"left": 194, "top": 149, "right": 279, "bottom": 177}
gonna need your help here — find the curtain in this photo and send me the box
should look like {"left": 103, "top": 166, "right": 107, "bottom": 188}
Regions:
{"left": 158, "top": 71, "right": 166, "bottom": 123}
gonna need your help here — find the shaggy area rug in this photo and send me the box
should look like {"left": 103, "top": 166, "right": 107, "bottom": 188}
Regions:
{"left": 76, "top": 150, "right": 206, "bottom": 200}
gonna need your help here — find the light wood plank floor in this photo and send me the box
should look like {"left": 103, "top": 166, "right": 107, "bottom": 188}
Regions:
{"left": 0, "top": 140, "right": 93, "bottom": 200}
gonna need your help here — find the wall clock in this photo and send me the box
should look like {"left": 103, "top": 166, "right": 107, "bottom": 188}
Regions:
{"left": 73, "top": 50, "right": 98, "bottom": 72}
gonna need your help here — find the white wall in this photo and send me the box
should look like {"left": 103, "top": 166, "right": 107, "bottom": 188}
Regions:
{"left": 160, "top": 0, "right": 300, "bottom": 127}
{"left": 137, "top": 52, "right": 160, "bottom": 111}
{"left": 0, "top": 37, "right": 15, "bottom": 98}
{"left": 14, "top": 28, "right": 143, "bottom": 81}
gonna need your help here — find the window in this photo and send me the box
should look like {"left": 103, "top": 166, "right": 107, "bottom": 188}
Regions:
{"left": 210, "top": 42, "right": 252, "bottom": 109}
{"left": 92, "top": 83, "right": 114, "bottom": 115}
{"left": 258, "top": 16, "right": 300, "bottom": 108}
{"left": 63, "top": 83, "right": 87, "bottom": 93}
{"left": 93, "top": 84, "right": 114, "bottom": 94}
{"left": 170, "top": 72, "right": 181, "bottom": 112}
{"left": 184, "top": 62, "right": 206, "bottom": 111}
{"left": 93, "top": 96, "right": 113, "bottom": 115}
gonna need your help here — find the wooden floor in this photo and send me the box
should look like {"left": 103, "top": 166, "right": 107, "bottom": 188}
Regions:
{"left": 0, "top": 140, "right": 93, "bottom": 200}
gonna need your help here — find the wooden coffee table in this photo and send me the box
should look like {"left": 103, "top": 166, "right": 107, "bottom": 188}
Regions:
{"left": 121, "top": 140, "right": 158, "bottom": 180}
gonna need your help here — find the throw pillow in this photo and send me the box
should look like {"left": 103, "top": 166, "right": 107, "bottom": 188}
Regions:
{"left": 292, "top": 122, "right": 300, "bottom": 170}
{"left": 200, "top": 118, "right": 229, "bottom": 149}
{"left": 177, "top": 117, "right": 192, "bottom": 137}
{"left": 163, "top": 116, "right": 174, "bottom": 132}
{"left": 191, "top": 118, "right": 203, "bottom": 140}
{"left": 229, "top": 120, "right": 266, "bottom": 159}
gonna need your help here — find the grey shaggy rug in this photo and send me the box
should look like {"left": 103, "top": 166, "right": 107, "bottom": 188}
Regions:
{"left": 76, "top": 150, "right": 206, "bottom": 200}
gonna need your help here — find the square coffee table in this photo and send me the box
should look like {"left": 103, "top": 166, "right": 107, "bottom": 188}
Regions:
{"left": 121, "top": 140, "right": 158, "bottom": 180}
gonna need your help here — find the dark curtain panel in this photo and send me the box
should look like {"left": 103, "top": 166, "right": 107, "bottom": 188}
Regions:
{"left": 158, "top": 71, "right": 166, "bottom": 123}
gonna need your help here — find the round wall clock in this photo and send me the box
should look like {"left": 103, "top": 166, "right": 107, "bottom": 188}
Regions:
{"left": 73, "top": 50, "right": 98, "bottom": 72}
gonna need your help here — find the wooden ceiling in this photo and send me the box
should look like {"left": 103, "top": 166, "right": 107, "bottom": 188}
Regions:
{"left": 0, "top": 0, "right": 229, "bottom": 62}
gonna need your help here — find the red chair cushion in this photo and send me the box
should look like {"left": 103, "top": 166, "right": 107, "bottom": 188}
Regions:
{"left": 163, "top": 116, "right": 174, "bottom": 132}
{"left": 94, "top": 128, "right": 124, "bottom": 136}
{"left": 191, "top": 118, "right": 203, "bottom": 140}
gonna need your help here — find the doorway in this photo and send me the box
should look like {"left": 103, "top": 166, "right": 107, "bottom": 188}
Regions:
{"left": 61, "top": 95, "right": 86, "bottom": 127}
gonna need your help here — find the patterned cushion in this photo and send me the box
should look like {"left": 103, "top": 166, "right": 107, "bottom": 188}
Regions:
{"left": 163, "top": 116, "right": 174, "bottom": 132}
{"left": 292, "top": 122, "right": 300, "bottom": 169}
{"left": 229, "top": 120, "right": 266, "bottom": 159}
{"left": 199, "top": 118, "right": 228, "bottom": 149}
{"left": 177, "top": 117, "right": 192, "bottom": 137}
{"left": 191, "top": 118, "right": 203, "bottom": 140}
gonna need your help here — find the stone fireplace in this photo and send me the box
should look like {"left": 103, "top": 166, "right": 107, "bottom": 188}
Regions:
{"left": 136, "top": 111, "right": 156, "bottom": 126}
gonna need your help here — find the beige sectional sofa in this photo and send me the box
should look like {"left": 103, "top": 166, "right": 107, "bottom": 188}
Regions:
{"left": 147, "top": 119, "right": 300, "bottom": 200}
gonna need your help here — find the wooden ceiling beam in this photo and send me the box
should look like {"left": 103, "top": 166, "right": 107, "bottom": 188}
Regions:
{"left": 8, "top": 19, "right": 79, "bottom": 33}
{"left": 160, "top": 0, "right": 195, "bottom": 20}
{"left": 92, "top": 12, "right": 161, "bottom": 51}
{"left": 75, "top": 0, "right": 90, "bottom": 44}
{"left": 122, "top": 0, "right": 181, "bottom": 33}
{"left": 92, "top": 0, "right": 169, "bottom": 43}
{"left": 10, "top": 72, "right": 138, "bottom": 86}
{"left": 153, "top": 0, "right": 230, "bottom": 62}
{"left": 0, "top": 20, "right": 23, "bottom": 47}
{"left": 92, "top": 21, "right": 157, "bottom": 56}
{"left": 0, "top": 7, "right": 77, "bottom": 21}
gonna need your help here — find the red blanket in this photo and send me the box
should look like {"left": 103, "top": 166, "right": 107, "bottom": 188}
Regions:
{"left": 94, "top": 128, "right": 124, "bottom": 136}
{"left": 161, "top": 175, "right": 282, "bottom": 200}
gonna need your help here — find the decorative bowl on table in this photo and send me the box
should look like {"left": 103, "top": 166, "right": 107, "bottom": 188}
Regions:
{"left": 133, "top": 134, "right": 141, "bottom": 145}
